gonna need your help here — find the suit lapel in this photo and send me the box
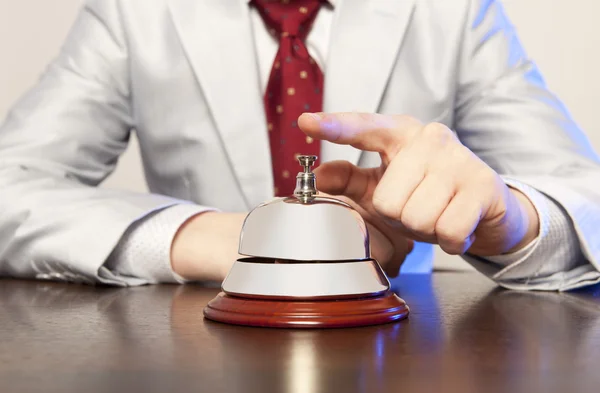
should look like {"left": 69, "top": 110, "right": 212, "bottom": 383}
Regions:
{"left": 323, "top": 0, "right": 417, "bottom": 166}
{"left": 166, "top": 0, "right": 417, "bottom": 203}
{"left": 168, "top": 0, "right": 272, "bottom": 208}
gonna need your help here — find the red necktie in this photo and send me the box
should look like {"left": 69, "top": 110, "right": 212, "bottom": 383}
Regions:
{"left": 252, "top": 0, "right": 324, "bottom": 196}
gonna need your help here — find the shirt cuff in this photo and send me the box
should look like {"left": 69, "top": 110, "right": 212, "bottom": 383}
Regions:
{"left": 105, "top": 204, "right": 215, "bottom": 284}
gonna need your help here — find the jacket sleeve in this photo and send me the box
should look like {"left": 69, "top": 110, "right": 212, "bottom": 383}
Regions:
{"left": 0, "top": 0, "right": 194, "bottom": 285}
{"left": 455, "top": 0, "right": 600, "bottom": 290}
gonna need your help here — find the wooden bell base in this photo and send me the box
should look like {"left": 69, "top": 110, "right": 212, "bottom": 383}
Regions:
{"left": 203, "top": 290, "right": 409, "bottom": 328}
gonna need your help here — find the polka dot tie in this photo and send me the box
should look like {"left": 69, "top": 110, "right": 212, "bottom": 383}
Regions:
{"left": 252, "top": 0, "right": 324, "bottom": 197}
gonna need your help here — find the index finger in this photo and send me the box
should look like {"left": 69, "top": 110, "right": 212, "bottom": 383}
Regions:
{"left": 298, "top": 112, "right": 421, "bottom": 161}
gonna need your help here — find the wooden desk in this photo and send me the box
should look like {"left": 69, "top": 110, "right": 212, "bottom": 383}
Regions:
{"left": 2, "top": 273, "right": 600, "bottom": 393}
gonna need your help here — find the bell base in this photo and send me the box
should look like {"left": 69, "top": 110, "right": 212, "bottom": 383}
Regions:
{"left": 203, "top": 290, "right": 409, "bottom": 329}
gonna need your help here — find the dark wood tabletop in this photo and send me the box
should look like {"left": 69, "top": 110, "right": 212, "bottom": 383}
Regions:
{"left": 2, "top": 272, "right": 600, "bottom": 393}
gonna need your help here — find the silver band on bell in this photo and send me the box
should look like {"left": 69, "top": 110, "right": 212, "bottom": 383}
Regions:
{"left": 221, "top": 259, "right": 390, "bottom": 300}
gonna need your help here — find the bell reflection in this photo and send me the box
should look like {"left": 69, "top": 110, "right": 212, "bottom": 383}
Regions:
{"left": 287, "top": 335, "right": 318, "bottom": 393}
{"left": 201, "top": 321, "right": 410, "bottom": 393}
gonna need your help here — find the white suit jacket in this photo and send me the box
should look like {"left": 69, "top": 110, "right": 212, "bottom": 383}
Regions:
{"left": 1, "top": 0, "right": 600, "bottom": 289}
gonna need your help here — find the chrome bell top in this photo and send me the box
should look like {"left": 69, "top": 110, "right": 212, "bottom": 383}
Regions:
{"left": 238, "top": 155, "right": 370, "bottom": 261}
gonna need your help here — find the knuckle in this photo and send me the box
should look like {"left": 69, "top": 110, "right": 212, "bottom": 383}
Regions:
{"left": 435, "top": 222, "right": 457, "bottom": 242}
{"left": 422, "top": 122, "right": 453, "bottom": 142}
{"left": 372, "top": 191, "right": 402, "bottom": 220}
{"left": 436, "top": 223, "right": 467, "bottom": 255}
{"left": 448, "top": 143, "right": 471, "bottom": 163}
{"left": 400, "top": 209, "right": 433, "bottom": 236}
{"left": 372, "top": 197, "right": 401, "bottom": 220}
{"left": 475, "top": 169, "right": 502, "bottom": 195}
{"left": 440, "top": 241, "right": 466, "bottom": 255}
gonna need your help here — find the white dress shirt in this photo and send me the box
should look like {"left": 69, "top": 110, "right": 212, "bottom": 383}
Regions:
{"left": 105, "top": 0, "right": 585, "bottom": 290}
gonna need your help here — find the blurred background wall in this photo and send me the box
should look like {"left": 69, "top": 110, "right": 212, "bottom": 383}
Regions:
{"left": 1, "top": 0, "right": 599, "bottom": 270}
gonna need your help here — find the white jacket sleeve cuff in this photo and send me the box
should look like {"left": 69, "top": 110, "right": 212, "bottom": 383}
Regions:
{"left": 102, "top": 204, "right": 215, "bottom": 285}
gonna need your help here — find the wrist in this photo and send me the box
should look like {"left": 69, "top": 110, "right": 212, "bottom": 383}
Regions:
{"left": 505, "top": 187, "right": 540, "bottom": 253}
{"left": 171, "top": 212, "right": 246, "bottom": 281}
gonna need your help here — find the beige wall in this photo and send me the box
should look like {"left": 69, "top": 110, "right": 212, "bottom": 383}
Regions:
{"left": 1, "top": 1, "right": 599, "bottom": 269}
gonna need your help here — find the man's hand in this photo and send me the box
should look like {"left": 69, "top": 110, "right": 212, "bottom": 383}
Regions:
{"left": 299, "top": 112, "right": 540, "bottom": 260}
{"left": 171, "top": 212, "right": 246, "bottom": 281}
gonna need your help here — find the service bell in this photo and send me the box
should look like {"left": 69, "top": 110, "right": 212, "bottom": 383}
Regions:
{"left": 204, "top": 155, "right": 409, "bottom": 328}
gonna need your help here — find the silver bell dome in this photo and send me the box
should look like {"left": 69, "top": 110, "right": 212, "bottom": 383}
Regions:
{"left": 221, "top": 155, "right": 389, "bottom": 300}
{"left": 238, "top": 156, "right": 370, "bottom": 261}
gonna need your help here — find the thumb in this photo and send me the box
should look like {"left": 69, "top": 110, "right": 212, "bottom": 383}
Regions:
{"left": 314, "top": 160, "right": 377, "bottom": 204}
